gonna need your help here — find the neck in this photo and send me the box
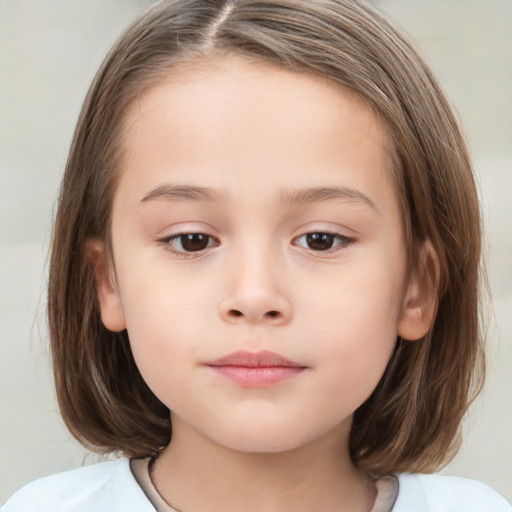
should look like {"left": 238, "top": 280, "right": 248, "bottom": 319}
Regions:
{"left": 151, "top": 416, "right": 375, "bottom": 512}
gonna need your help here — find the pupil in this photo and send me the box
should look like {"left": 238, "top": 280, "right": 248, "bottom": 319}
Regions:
{"left": 181, "top": 233, "right": 209, "bottom": 251}
{"left": 307, "top": 233, "right": 334, "bottom": 251}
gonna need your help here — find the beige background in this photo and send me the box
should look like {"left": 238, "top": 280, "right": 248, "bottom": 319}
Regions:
{"left": 1, "top": 0, "right": 511, "bottom": 503}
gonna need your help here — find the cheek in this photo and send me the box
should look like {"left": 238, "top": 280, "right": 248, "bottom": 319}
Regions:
{"left": 301, "top": 259, "right": 403, "bottom": 391}
{"left": 118, "top": 251, "right": 210, "bottom": 335}
{"left": 303, "top": 256, "right": 404, "bottom": 339}
{"left": 115, "top": 265, "right": 203, "bottom": 394}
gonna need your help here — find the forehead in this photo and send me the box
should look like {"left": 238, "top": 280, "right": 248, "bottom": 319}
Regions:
{"left": 117, "top": 55, "right": 396, "bottom": 210}
{"left": 123, "top": 55, "right": 390, "bottom": 146}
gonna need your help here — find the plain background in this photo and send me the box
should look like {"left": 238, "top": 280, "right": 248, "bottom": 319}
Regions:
{"left": 1, "top": 0, "right": 511, "bottom": 504}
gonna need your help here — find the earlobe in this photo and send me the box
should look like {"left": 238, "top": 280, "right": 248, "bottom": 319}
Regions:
{"left": 87, "top": 239, "right": 127, "bottom": 332}
{"left": 397, "top": 240, "right": 440, "bottom": 341}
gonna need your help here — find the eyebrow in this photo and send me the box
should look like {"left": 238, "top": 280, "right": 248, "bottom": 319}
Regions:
{"left": 140, "top": 183, "right": 376, "bottom": 210}
{"left": 141, "top": 184, "right": 227, "bottom": 203}
{"left": 280, "top": 186, "right": 377, "bottom": 210}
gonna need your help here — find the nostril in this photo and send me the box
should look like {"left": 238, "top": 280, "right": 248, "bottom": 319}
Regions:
{"left": 265, "top": 310, "right": 281, "bottom": 318}
{"left": 229, "top": 310, "right": 243, "bottom": 317}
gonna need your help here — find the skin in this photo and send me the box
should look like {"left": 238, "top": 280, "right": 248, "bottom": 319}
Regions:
{"left": 94, "top": 55, "right": 436, "bottom": 512}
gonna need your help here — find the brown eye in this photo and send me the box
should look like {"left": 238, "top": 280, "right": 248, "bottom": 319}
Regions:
{"left": 305, "top": 233, "right": 335, "bottom": 251}
{"left": 294, "top": 232, "right": 352, "bottom": 252}
{"left": 181, "top": 233, "right": 210, "bottom": 251}
{"left": 168, "top": 233, "right": 217, "bottom": 253}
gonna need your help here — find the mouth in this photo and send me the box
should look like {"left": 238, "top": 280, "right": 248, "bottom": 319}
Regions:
{"left": 204, "top": 350, "right": 307, "bottom": 388}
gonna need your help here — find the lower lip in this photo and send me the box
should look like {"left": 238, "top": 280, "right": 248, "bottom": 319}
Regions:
{"left": 207, "top": 365, "right": 305, "bottom": 388}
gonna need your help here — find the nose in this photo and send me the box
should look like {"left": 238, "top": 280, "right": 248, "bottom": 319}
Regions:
{"left": 218, "top": 251, "right": 293, "bottom": 326}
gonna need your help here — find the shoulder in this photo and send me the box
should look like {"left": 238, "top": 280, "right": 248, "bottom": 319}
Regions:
{"left": 394, "top": 472, "right": 511, "bottom": 512}
{"left": 1, "top": 458, "right": 155, "bottom": 512}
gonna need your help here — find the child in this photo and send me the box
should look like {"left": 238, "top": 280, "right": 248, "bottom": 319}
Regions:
{"left": 2, "top": 0, "right": 510, "bottom": 510}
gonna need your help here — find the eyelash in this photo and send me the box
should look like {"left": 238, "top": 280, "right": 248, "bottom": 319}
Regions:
{"left": 293, "top": 232, "right": 355, "bottom": 254}
{"left": 158, "top": 231, "right": 355, "bottom": 258}
{"left": 159, "top": 232, "right": 220, "bottom": 259}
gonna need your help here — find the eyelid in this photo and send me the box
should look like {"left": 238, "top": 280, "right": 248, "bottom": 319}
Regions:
{"left": 291, "top": 229, "right": 356, "bottom": 255}
{"left": 158, "top": 230, "right": 220, "bottom": 259}
{"left": 156, "top": 224, "right": 356, "bottom": 259}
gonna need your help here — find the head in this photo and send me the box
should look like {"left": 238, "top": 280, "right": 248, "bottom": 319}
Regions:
{"left": 48, "top": 0, "right": 484, "bottom": 476}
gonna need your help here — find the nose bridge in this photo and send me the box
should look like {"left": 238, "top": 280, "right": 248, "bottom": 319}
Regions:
{"left": 218, "top": 233, "right": 292, "bottom": 325}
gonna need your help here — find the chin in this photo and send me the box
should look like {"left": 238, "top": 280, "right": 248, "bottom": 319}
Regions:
{"left": 206, "top": 422, "right": 330, "bottom": 455}
{"left": 223, "top": 438, "right": 306, "bottom": 455}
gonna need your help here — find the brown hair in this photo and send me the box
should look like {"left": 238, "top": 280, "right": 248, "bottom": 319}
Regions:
{"left": 48, "top": 0, "right": 484, "bottom": 476}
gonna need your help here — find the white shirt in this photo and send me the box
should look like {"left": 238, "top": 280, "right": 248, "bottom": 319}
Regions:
{"left": 130, "top": 457, "right": 397, "bottom": 512}
{"left": 2, "top": 458, "right": 511, "bottom": 511}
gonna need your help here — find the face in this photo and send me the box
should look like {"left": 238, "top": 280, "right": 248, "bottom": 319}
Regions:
{"left": 97, "top": 56, "right": 430, "bottom": 454}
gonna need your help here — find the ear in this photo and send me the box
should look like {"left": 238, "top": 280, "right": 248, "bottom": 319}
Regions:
{"left": 397, "top": 240, "right": 440, "bottom": 341}
{"left": 87, "top": 239, "right": 127, "bottom": 332}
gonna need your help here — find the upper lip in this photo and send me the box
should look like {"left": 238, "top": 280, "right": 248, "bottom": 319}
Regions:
{"left": 205, "top": 350, "right": 305, "bottom": 368}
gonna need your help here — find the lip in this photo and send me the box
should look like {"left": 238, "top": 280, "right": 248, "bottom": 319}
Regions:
{"left": 204, "top": 350, "right": 307, "bottom": 388}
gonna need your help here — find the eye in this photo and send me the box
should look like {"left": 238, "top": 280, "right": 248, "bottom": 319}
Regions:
{"left": 163, "top": 233, "right": 219, "bottom": 254}
{"left": 294, "top": 232, "right": 353, "bottom": 252}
